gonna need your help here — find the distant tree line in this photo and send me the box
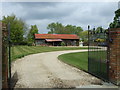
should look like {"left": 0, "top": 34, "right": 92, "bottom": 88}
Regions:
{"left": 3, "top": 8, "right": 119, "bottom": 46}
{"left": 47, "top": 22, "right": 83, "bottom": 36}
{"left": 2, "top": 15, "right": 106, "bottom": 46}
{"left": 47, "top": 22, "right": 108, "bottom": 43}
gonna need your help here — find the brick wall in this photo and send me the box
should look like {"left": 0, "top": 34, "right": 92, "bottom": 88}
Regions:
{"left": 2, "top": 22, "right": 8, "bottom": 88}
{"left": 0, "top": 22, "right": 2, "bottom": 90}
{"left": 109, "top": 28, "right": 120, "bottom": 85}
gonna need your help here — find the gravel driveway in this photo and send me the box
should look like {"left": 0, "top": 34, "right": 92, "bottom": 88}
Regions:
{"left": 12, "top": 50, "right": 102, "bottom": 88}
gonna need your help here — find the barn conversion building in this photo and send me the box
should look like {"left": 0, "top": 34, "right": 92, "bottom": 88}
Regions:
{"left": 34, "top": 34, "right": 79, "bottom": 46}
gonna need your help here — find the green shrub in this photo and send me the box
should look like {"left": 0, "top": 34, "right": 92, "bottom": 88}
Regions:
{"left": 61, "top": 42, "right": 66, "bottom": 46}
{"left": 27, "top": 42, "right": 33, "bottom": 46}
{"left": 19, "top": 41, "right": 28, "bottom": 45}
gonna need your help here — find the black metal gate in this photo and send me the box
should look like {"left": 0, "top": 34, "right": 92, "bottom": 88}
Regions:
{"left": 88, "top": 26, "right": 109, "bottom": 81}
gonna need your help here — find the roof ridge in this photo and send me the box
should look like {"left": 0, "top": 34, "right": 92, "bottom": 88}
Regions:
{"left": 35, "top": 34, "right": 79, "bottom": 39}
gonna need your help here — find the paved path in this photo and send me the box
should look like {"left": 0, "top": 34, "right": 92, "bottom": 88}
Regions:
{"left": 12, "top": 50, "right": 102, "bottom": 88}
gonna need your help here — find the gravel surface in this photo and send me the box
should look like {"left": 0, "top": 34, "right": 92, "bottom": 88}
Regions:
{"left": 12, "top": 50, "right": 102, "bottom": 88}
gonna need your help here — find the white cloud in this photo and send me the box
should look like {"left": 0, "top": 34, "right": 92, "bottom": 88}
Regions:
{"left": 26, "top": 19, "right": 56, "bottom": 33}
{"left": 0, "top": 3, "right": 2, "bottom": 20}
{"left": 1, "top": 2, "right": 118, "bottom": 33}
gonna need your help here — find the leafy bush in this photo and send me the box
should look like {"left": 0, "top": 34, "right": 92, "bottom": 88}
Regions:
{"left": 95, "top": 38, "right": 105, "bottom": 42}
{"left": 61, "top": 42, "right": 66, "bottom": 46}
{"left": 27, "top": 42, "right": 33, "bottom": 46}
{"left": 19, "top": 41, "right": 28, "bottom": 45}
{"left": 83, "top": 41, "right": 88, "bottom": 46}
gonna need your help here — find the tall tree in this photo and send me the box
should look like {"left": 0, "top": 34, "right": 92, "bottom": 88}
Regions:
{"left": 47, "top": 22, "right": 65, "bottom": 34}
{"left": 96, "top": 27, "right": 105, "bottom": 33}
{"left": 79, "top": 30, "right": 88, "bottom": 42}
{"left": 27, "top": 25, "right": 39, "bottom": 43}
{"left": 47, "top": 22, "right": 83, "bottom": 35}
{"left": 109, "top": 9, "right": 120, "bottom": 28}
{"left": 47, "top": 22, "right": 56, "bottom": 34}
{"left": 2, "top": 14, "right": 27, "bottom": 44}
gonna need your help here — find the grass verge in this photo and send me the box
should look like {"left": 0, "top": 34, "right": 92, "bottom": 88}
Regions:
{"left": 11, "top": 46, "right": 89, "bottom": 61}
{"left": 58, "top": 50, "right": 107, "bottom": 75}
{"left": 58, "top": 51, "right": 88, "bottom": 71}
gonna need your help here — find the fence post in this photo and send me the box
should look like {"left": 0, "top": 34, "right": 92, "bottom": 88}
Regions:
{"left": 109, "top": 28, "right": 120, "bottom": 86}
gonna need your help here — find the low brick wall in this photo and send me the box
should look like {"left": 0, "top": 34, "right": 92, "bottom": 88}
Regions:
{"left": 109, "top": 28, "right": 120, "bottom": 85}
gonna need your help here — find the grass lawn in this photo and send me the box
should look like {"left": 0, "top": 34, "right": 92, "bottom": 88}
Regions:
{"left": 11, "top": 46, "right": 89, "bottom": 61}
{"left": 88, "top": 50, "right": 108, "bottom": 79}
{"left": 58, "top": 52, "right": 88, "bottom": 71}
{"left": 58, "top": 50, "right": 107, "bottom": 77}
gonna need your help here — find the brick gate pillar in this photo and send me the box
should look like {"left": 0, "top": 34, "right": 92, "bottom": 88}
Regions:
{"left": 109, "top": 28, "right": 120, "bottom": 85}
{"left": 2, "top": 22, "right": 8, "bottom": 88}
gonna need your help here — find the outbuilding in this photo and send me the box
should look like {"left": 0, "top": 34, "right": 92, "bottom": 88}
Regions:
{"left": 34, "top": 34, "right": 79, "bottom": 46}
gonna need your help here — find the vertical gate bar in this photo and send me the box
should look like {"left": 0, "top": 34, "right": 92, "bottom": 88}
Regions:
{"left": 97, "top": 28, "right": 99, "bottom": 75}
{"left": 92, "top": 29, "right": 93, "bottom": 72}
{"left": 97, "top": 31, "right": 98, "bottom": 70}
{"left": 100, "top": 27, "right": 102, "bottom": 78}
{"left": 103, "top": 30, "right": 105, "bottom": 78}
{"left": 105, "top": 29, "right": 108, "bottom": 80}
{"left": 93, "top": 28, "right": 95, "bottom": 73}
{"left": 107, "top": 28, "right": 110, "bottom": 81}
{"left": 8, "top": 22, "right": 11, "bottom": 89}
{"left": 93, "top": 29, "right": 94, "bottom": 73}
{"left": 103, "top": 29, "right": 105, "bottom": 79}
{"left": 88, "top": 25, "right": 90, "bottom": 72}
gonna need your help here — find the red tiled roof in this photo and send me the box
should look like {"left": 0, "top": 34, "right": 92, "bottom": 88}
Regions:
{"left": 35, "top": 34, "right": 79, "bottom": 39}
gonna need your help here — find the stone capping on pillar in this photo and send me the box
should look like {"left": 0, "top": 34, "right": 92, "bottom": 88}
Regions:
{"left": 109, "top": 28, "right": 120, "bottom": 86}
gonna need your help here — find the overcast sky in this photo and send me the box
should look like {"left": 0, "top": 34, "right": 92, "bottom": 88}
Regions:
{"left": 1, "top": 2, "right": 118, "bottom": 33}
